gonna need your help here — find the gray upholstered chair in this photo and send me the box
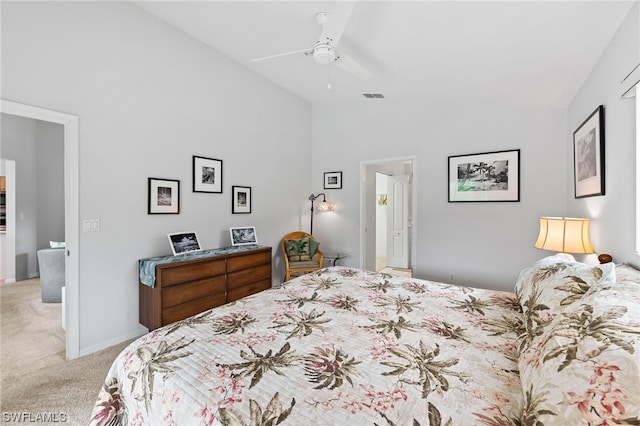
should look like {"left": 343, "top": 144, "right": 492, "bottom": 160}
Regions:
{"left": 37, "top": 248, "right": 66, "bottom": 303}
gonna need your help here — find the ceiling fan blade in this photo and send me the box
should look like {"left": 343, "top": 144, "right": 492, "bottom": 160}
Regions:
{"left": 334, "top": 50, "right": 372, "bottom": 80}
{"left": 252, "top": 48, "right": 312, "bottom": 62}
{"left": 318, "top": 1, "right": 356, "bottom": 48}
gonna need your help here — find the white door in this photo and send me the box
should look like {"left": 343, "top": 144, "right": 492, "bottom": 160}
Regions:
{"left": 386, "top": 175, "right": 409, "bottom": 268}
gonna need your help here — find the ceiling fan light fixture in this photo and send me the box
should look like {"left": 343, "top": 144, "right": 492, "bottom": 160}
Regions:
{"left": 313, "top": 44, "right": 336, "bottom": 65}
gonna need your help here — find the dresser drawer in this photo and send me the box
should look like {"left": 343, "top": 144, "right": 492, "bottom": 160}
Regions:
{"left": 227, "top": 250, "right": 271, "bottom": 273}
{"left": 227, "top": 263, "right": 271, "bottom": 290}
{"left": 227, "top": 278, "right": 271, "bottom": 302}
{"left": 162, "top": 293, "right": 226, "bottom": 325}
{"left": 161, "top": 276, "right": 226, "bottom": 308}
{"left": 160, "top": 259, "right": 226, "bottom": 287}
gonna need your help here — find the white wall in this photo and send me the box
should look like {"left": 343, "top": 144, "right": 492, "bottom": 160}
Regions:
{"left": 312, "top": 102, "right": 568, "bottom": 291}
{"left": 567, "top": 3, "right": 639, "bottom": 265}
{"left": 2, "top": 2, "right": 311, "bottom": 353}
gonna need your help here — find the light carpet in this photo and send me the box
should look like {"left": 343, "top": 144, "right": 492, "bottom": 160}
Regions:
{"left": 379, "top": 266, "right": 412, "bottom": 277}
{"left": 1, "top": 279, "right": 131, "bottom": 425}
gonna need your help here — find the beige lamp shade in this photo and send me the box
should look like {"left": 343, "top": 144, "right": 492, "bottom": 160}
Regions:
{"left": 534, "top": 217, "right": 595, "bottom": 254}
{"left": 317, "top": 200, "right": 335, "bottom": 212}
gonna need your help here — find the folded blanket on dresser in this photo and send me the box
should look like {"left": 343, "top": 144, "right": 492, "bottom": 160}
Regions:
{"left": 89, "top": 256, "right": 640, "bottom": 425}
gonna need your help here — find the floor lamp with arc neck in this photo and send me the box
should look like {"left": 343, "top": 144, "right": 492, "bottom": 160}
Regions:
{"left": 308, "top": 193, "right": 334, "bottom": 235}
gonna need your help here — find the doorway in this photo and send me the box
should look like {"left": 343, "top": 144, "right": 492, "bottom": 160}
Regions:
{"left": 0, "top": 100, "right": 80, "bottom": 360}
{"left": 361, "top": 156, "right": 416, "bottom": 274}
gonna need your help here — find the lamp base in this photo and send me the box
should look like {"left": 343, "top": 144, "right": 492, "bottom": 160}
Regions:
{"left": 555, "top": 252, "right": 576, "bottom": 261}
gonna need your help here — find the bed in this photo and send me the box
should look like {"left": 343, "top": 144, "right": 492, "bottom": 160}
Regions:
{"left": 90, "top": 255, "right": 640, "bottom": 425}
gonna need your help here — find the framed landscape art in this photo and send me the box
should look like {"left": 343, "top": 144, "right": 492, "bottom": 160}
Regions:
{"left": 573, "top": 105, "right": 605, "bottom": 198}
{"left": 167, "top": 232, "right": 201, "bottom": 255}
{"left": 230, "top": 226, "right": 257, "bottom": 246}
{"left": 448, "top": 149, "right": 520, "bottom": 202}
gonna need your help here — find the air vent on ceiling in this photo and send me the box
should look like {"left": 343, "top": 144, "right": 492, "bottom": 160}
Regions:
{"left": 363, "top": 93, "right": 385, "bottom": 99}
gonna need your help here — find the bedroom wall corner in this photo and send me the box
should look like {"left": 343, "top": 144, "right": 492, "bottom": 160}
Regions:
{"left": 566, "top": 2, "right": 639, "bottom": 265}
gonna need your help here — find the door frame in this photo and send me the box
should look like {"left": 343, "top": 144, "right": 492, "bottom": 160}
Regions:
{"left": 360, "top": 155, "right": 417, "bottom": 271}
{"left": 1, "top": 99, "right": 80, "bottom": 360}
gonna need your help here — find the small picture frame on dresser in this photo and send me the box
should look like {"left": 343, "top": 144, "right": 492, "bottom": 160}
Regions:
{"left": 167, "top": 232, "right": 201, "bottom": 255}
{"left": 230, "top": 226, "right": 257, "bottom": 246}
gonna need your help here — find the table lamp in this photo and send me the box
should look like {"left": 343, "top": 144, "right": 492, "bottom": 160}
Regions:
{"left": 534, "top": 216, "right": 594, "bottom": 259}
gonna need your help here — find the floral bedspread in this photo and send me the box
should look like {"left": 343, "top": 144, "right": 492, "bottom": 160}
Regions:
{"left": 515, "top": 258, "right": 640, "bottom": 425}
{"left": 91, "top": 267, "right": 525, "bottom": 425}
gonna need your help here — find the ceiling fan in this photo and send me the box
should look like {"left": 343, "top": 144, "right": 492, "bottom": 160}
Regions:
{"left": 251, "top": 2, "right": 372, "bottom": 81}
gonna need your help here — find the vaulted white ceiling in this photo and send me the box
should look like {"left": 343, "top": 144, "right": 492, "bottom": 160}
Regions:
{"left": 134, "top": 1, "right": 635, "bottom": 108}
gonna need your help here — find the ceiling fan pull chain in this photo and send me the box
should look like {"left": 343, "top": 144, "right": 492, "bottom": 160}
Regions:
{"left": 327, "top": 61, "right": 332, "bottom": 90}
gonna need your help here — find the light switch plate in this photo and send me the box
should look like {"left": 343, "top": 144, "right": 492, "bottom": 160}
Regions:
{"left": 83, "top": 219, "right": 101, "bottom": 232}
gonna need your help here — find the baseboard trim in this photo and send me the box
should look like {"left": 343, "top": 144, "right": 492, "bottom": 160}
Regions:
{"left": 78, "top": 326, "right": 147, "bottom": 358}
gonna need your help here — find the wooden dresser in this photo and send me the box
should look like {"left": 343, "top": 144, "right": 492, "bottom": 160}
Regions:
{"left": 139, "top": 246, "right": 272, "bottom": 330}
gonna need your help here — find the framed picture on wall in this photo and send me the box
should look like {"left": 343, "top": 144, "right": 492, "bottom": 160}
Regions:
{"left": 324, "top": 171, "right": 342, "bottom": 189}
{"left": 148, "top": 177, "right": 180, "bottom": 214}
{"left": 232, "top": 185, "right": 252, "bottom": 214}
{"left": 448, "top": 149, "right": 520, "bottom": 202}
{"left": 193, "top": 155, "right": 223, "bottom": 193}
{"left": 573, "top": 105, "right": 605, "bottom": 198}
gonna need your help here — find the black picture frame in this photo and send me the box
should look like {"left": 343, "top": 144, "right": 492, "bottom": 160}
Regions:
{"left": 148, "top": 177, "right": 180, "bottom": 214}
{"left": 232, "top": 185, "right": 252, "bottom": 214}
{"left": 324, "top": 171, "right": 342, "bottom": 189}
{"left": 573, "top": 105, "right": 605, "bottom": 198}
{"left": 193, "top": 155, "right": 223, "bottom": 193}
{"left": 448, "top": 149, "right": 520, "bottom": 202}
